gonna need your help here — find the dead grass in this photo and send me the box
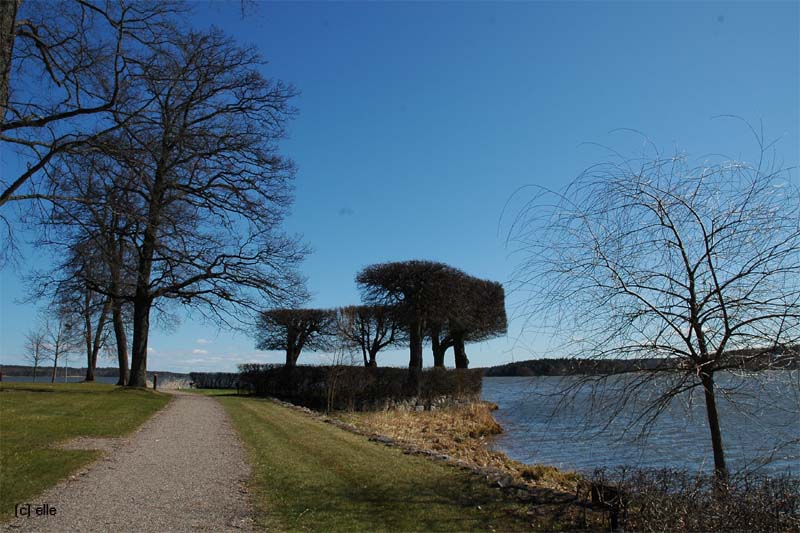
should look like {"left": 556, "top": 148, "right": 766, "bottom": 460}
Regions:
{"left": 338, "top": 402, "right": 583, "bottom": 494}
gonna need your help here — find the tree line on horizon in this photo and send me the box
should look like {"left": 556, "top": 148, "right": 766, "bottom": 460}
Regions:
{"left": 254, "top": 260, "right": 508, "bottom": 370}
{"left": 483, "top": 348, "right": 800, "bottom": 377}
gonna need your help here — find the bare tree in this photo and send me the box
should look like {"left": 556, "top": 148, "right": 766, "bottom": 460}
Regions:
{"left": 24, "top": 325, "right": 47, "bottom": 381}
{"left": 42, "top": 313, "right": 78, "bottom": 383}
{"left": 507, "top": 135, "right": 800, "bottom": 482}
{"left": 38, "top": 147, "right": 140, "bottom": 384}
{"left": 255, "top": 308, "right": 337, "bottom": 367}
{"left": 0, "top": 0, "right": 179, "bottom": 208}
{"left": 337, "top": 305, "right": 403, "bottom": 367}
{"left": 33, "top": 147, "right": 142, "bottom": 385}
{"left": 35, "top": 28, "right": 306, "bottom": 387}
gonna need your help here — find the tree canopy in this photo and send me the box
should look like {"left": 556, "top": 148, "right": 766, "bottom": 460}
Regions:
{"left": 256, "top": 308, "right": 337, "bottom": 367}
{"left": 356, "top": 260, "right": 507, "bottom": 368}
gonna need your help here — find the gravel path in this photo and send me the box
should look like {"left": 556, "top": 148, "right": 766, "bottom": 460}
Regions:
{"left": 4, "top": 391, "right": 254, "bottom": 532}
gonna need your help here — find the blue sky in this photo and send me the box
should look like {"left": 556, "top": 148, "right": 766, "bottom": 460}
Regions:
{"left": 1, "top": 1, "right": 798, "bottom": 372}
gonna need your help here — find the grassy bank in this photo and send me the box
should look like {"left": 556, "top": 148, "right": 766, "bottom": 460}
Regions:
{"left": 218, "top": 395, "right": 546, "bottom": 532}
{"left": 0, "top": 382, "right": 170, "bottom": 518}
{"left": 339, "top": 403, "right": 582, "bottom": 493}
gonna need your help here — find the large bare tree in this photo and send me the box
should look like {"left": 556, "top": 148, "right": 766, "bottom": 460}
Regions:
{"left": 507, "top": 138, "right": 800, "bottom": 481}
{"left": 37, "top": 28, "right": 307, "bottom": 387}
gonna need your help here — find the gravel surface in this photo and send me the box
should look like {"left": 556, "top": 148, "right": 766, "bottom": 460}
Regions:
{"left": 3, "top": 391, "right": 254, "bottom": 532}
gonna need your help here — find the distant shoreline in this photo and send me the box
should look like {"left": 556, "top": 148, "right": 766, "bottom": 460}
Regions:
{"left": 0, "top": 365, "right": 189, "bottom": 380}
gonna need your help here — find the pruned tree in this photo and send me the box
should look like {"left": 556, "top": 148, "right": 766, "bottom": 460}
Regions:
{"left": 24, "top": 325, "right": 47, "bottom": 382}
{"left": 255, "top": 308, "right": 337, "bottom": 367}
{"left": 507, "top": 135, "right": 800, "bottom": 482}
{"left": 357, "top": 260, "right": 507, "bottom": 369}
{"left": 427, "top": 320, "right": 455, "bottom": 368}
{"left": 356, "top": 260, "right": 465, "bottom": 369}
{"left": 337, "top": 305, "right": 404, "bottom": 367}
{"left": 447, "top": 277, "right": 508, "bottom": 369}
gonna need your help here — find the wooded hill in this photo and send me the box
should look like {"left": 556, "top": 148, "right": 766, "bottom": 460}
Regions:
{"left": 484, "top": 347, "right": 799, "bottom": 377}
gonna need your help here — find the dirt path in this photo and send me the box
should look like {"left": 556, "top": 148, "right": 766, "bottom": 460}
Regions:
{"left": 4, "top": 391, "right": 253, "bottom": 532}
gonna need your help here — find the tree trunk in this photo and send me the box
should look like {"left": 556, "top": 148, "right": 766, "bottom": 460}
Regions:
{"left": 700, "top": 371, "right": 728, "bottom": 484}
{"left": 84, "top": 289, "right": 94, "bottom": 381}
{"left": 127, "top": 168, "right": 163, "bottom": 387}
{"left": 367, "top": 349, "right": 378, "bottom": 367}
{"left": 86, "top": 298, "right": 111, "bottom": 382}
{"left": 0, "top": 0, "right": 18, "bottom": 125}
{"left": 112, "top": 301, "right": 129, "bottom": 386}
{"left": 128, "top": 295, "right": 152, "bottom": 387}
{"left": 408, "top": 319, "right": 423, "bottom": 369}
{"left": 50, "top": 350, "right": 58, "bottom": 383}
{"left": 431, "top": 326, "right": 446, "bottom": 368}
{"left": 285, "top": 346, "right": 301, "bottom": 367}
{"left": 453, "top": 334, "right": 469, "bottom": 369}
{"left": 32, "top": 361, "right": 38, "bottom": 382}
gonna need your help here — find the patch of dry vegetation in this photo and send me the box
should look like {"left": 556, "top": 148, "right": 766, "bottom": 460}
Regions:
{"left": 339, "top": 402, "right": 582, "bottom": 494}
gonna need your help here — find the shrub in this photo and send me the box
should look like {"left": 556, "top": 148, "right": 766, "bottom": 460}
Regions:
{"left": 238, "top": 364, "right": 483, "bottom": 411}
{"left": 589, "top": 467, "right": 799, "bottom": 532}
{"left": 189, "top": 372, "right": 241, "bottom": 389}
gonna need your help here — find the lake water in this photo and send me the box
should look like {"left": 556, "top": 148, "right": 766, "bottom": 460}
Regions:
{"left": 482, "top": 374, "right": 800, "bottom": 476}
{"left": 2, "top": 375, "right": 120, "bottom": 384}
{"left": 1, "top": 375, "right": 187, "bottom": 386}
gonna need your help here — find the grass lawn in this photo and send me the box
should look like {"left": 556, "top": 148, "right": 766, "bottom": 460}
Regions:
{"left": 218, "top": 396, "right": 539, "bottom": 532}
{"left": 0, "top": 382, "right": 170, "bottom": 519}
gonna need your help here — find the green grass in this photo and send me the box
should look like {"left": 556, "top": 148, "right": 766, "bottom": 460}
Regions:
{"left": 218, "top": 396, "right": 536, "bottom": 532}
{"left": 0, "top": 382, "right": 170, "bottom": 518}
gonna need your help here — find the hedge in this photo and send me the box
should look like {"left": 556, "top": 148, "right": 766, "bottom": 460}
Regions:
{"left": 189, "top": 372, "right": 241, "bottom": 389}
{"left": 238, "top": 364, "right": 483, "bottom": 411}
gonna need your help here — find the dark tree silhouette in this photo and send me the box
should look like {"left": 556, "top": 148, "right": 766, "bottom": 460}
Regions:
{"left": 256, "top": 308, "right": 337, "bottom": 367}
{"left": 35, "top": 28, "right": 307, "bottom": 387}
{"left": 25, "top": 232, "right": 115, "bottom": 382}
{"left": 0, "top": 0, "right": 180, "bottom": 211}
{"left": 447, "top": 277, "right": 508, "bottom": 369}
{"left": 507, "top": 135, "right": 800, "bottom": 482}
{"left": 428, "top": 319, "right": 455, "bottom": 368}
{"left": 356, "top": 260, "right": 506, "bottom": 369}
{"left": 62, "top": 261, "right": 111, "bottom": 383}
{"left": 357, "top": 260, "right": 465, "bottom": 369}
{"left": 337, "top": 305, "right": 404, "bottom": 367}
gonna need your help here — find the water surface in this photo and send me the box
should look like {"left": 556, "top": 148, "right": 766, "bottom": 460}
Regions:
{"left": 482, "top": 373, "right": 799, "bottom": 476}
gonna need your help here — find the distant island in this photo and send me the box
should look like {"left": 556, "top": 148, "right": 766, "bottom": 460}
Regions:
{"left": 483, "top": 358, "right": 665, "bottom": 377}
{"left": 484, "top": 347, "right": 799, "bottom": 377}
